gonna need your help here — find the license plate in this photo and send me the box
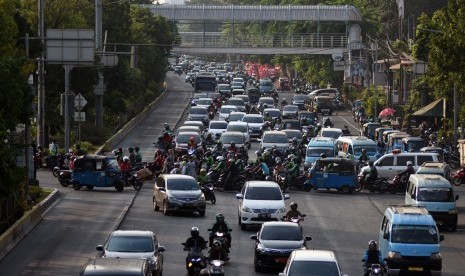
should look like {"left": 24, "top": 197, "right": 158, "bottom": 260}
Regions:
{"left": 322, "top": 109, "right": 329, "bottom": 112}
{"left": 258, "top": 213, "right": 270, "bottom": 218}
{"left": 408, "top": 267, "right": 423, "bottom": 271}
{"left": 275, "top": 257, "right": 288, "bottom": 263}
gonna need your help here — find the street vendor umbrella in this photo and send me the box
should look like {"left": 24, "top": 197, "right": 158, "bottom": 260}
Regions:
{"left": 379, "top": 108, "right": 396, "bottom": 117}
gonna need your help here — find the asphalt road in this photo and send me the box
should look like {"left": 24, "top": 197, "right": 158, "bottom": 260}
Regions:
{"left": 1, "top": 75, "right": 464, "bottom": 276}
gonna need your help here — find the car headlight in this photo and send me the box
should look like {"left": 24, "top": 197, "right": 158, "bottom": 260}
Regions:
{"left": 276, "top": 207, "right": 286, "bottom": 213}
{"left": 431, "top": 253, "right": 442, "bottom": 260}
{"left": 242, "top": 206, "right": 252, "bottom": 213}
{"left": 198, "top": 193, "right": 205, "bottom": 200}
{"left": 449, "top": 208, "right": 458, "bottom": 214}
{"left": 387, "top": 251, "right": 401, "bottom": 259}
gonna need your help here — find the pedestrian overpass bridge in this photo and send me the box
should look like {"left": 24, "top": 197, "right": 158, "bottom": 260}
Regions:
{"left": 142, "top": 4, "right": 362, "bottom": 55}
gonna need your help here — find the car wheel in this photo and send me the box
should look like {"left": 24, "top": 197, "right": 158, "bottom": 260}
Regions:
{"left": 341, "top": 185, "right": 351, "bottom": 194}
{"left": 72, "top": 182, "right": 81, "bottom": 191}
{"left": 163, "top": 201, "right": 170, "bottom": 215}
{"left": 153, "top": 197, "right": 159, "bottom": 211}
{"left": 199, "top": 210, "right": 205, "bottom": 216}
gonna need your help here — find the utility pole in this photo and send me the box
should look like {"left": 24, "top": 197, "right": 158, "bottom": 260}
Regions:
{"left": 454, "top": 82, "right": 457, "bottom": 149}
{"left": 37, "top": 0, "right": 45, "bottom": 146}
{"left": 95, "top": 0, "right": 104, "bottom": 128}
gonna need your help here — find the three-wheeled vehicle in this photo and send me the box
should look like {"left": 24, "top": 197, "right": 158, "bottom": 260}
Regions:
{"left": 304, "top": 157, "right": 358, "bottom": 193}
{"left": 361, "top": 122, "right": 381, "bottom": 140}
{"left": 298, "top": 111, "right": 318, "bottom": 127}
{"left": 374, "top": 127, "right": 392, "bottom": 142}
{"left": 247, "top": 88, "right": 261, "bottom": 105}
{"left": 71, "top": 154, "right": 124, "bottom": 191}
{"left": 420, "top": 146, "right": 444, "bottom": 161}
{"left": 386, "top": 132, "right": 410, "bottom": 152}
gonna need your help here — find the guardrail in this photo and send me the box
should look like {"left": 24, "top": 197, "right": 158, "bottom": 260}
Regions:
{"left": 174, "top": 33, "right": 347, "bottom": 48}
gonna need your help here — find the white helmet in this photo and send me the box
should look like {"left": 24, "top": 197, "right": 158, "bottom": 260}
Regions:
{"left": 406, "top": 161, "right": 413, "bottom": 166}
{"left": 123, "top": 156, "right": 129, "bottom": 162}
{"left": 283, "top": 97, "right": 286, "bottom": 100}
{"left": 216, "top": 156, "right": 225, "bottom": 161}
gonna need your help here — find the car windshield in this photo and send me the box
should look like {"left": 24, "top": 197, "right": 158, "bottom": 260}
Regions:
{"left": 218, "top": 84, "right": 230, "bottom": 90}
{"left": 260, "top": 99, "right": 274, "bottom": 105}
{"left": 228, "top": 99, "right": 244, "bottom": 106}
{"left": 391, "top": 225, "right": 439, "bottom": 244}
{"left": 210, "top": 122, "right": 228, "bottom": 129}
{"left": 231, "top": 82, "right": 242, "bottom": 87}
{"left": 221, "top": 135, "right": 244, "bottom": 144}
{"left": 260, "top": 81, "right": 273, "bottom": 87}
{"left": 285, "top": 131, "right": 302, "bottom": 139}
{"left": 245, "top": 186, "right": 283, "bottom": 200}
{"left": 190, "top": 108, "right": 207, "bottom": 115}
{"left": 265, "top": 110, "right": 281, "bottom": 117}
{"left": 177, "top": 134, "right": 200, "bottom": 143}
{"left": 106, "top": 159, "right": 120, "bottom": 170}
{"left": 405, "top": 141, "right": 426, "bottom": 152}
{"left": 167, "top": 179, "right": 199, "bottom": 190}
{"left": 260, "top": 225, "right": 302, "bottom": 241}
{"left": 307, "top": 148, "right": 335, "bottom": 157}
{"left": 229, "top": 114, "right": 245, "bottom": 121}
{"left": 263, "top": 134, "right": 288, "bottom": 143}
{"left": 243, "top": 116, "right": 263, "bottom": 124}
{"left": 228, "top": 125, "right": 247, "bottom": 132}
{"left": 321, "top": 131, "right": 342, "bottom": 139}
{"left": 106, "top": 236, "right": 154, "bottom": 252}
{"left": 293, "top": 95, "right": 308, "bottom": 101}
{"left": 417, "top": 188, "right": 454, "bottom": 202}
{"left": 283, "top": 106, "right": 299, "bottom": 112}
{"left": 197, "top": 99, "right": 212, "bottom": 105}
{"left": 353, "top": 146, "right": 377, "bottom": 156}
{"left": 221, "top": 107, "right": 237, "bottom": 114}
{"left": 289, "top": 261, "right": 340, "bottom": 276}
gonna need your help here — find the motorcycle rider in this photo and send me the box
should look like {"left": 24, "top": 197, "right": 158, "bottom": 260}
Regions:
{"left": 227, "top": 141, "right": 238, "bottom": 154}
{"left": 342, "top": 125, "right": 351, "bottom": 135}
{"left": 198, "top": 168, "right": 209, "bottom": 186}
{"left": 209, "top": 213, "right": 231, "bottom": 253}
{"left": 252, "top": 157, "right": 270, "bottom": 180}
{"left": 74, "top": 144, "right": 85, "bottom": 156}
{"left": 324, "top": 117, "right": 333, "bottom": 128}
{"left": 285, "top": 157, "right": 299, "bottom": 191}
{"left": 203, "top": 133, "right": 216, "bottom": 148}
{"left": 314, "top": 123, "right": 322, "bottom": 136}
{"left": 120, "top": 156, "right": 132, "bottom": 185}
{"left": 285, "top": 202, "right": 304, "bottom": 222}
{"left": 358, "top": 149, "right": 369, "bottom": 164}
{"left": 184, "top": 227, "right": 207, "bottom": 269}
{"left": 128, "top": 147, "right": 136, "bottom": 166}
{"left": 263, "top": 111, "right": 272, "bottom": 122}
{"left": 170, "top": 162, "right": 182, "bottom": 174}
{"left": 362, "top": 240, "right": 385, "bottom": 276}
{"left": 134, "top": 146, "right": 142, "bottom": 163}
{"left": 249, "top": 106, "right": 259, "bottom": 114}
{"left": 273, "top": 157, "right": 286, "bottom": 186}
{"left": 397, "top": 161, "right": 415, "bottom": 181}
{"left": 203, "top": 151, "right": 214, "bottom": 171}
{"left": 364, "top": 161, "right": 378, "bottom": 188}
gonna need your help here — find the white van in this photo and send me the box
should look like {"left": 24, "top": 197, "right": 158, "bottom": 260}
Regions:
{"left": 405, "top": 174, "right": 459, "bottom": 231}
{"left": 336, "top": 136, "right": 378, "bottom": 161}
{"left": 361, "top": 152, "right": 440, "bottom": 180}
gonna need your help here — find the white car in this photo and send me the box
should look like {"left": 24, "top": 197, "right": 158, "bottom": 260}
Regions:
{"left": 196, "top": 97, "right": 213, "bottom": 109}
{"left": 227, "top": 111, "right": 246, "bottom": 122}
{"left": 206, "top": 120, "right": 228, "bottom": 139}
{"left": 227, "top": 122, "right": 251, "bottom": 148}
{"left": 242, "top": 114, "right": 264, "bottom": 139}
{"left": 219, "top": 105, "right": 238, "bottom": 121}
{"left": 279, "top": 250, "right": 346, "bottom": 276}
{"left": 236, "top": 181, "right": 289, "bottom": 229}
{"left": 259, "top": 130, "right": 289, "bottom": 153}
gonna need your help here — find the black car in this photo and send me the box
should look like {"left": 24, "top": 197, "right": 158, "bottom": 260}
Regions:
{"left": 251, "top": 221, "right": 312, "bottom": 272}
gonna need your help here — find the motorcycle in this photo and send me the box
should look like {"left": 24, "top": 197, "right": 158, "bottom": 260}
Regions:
{"left": 388, "top": 174, "right": 408, "bottom": 194}
{"left": 57, "top": 169, "right": 72, "bottom": 187}
{"left": 122, "top": 171, "right": 143, "bottom": 191}
{"left": 356, "top": 173, "right": 389, "bottom": 193}
{"left": 208, "top": 260, "right": 225, "bottom": 276}
{"left": 182, "top": 243, "right": 207, "bottom": 276}
{"left": 200, "top": 182, "right": 216, "bottom": 204}
{"left": 282, "top": 214, "right": 306, "bottom": 229}
{"left": 208, "top": 232, "right": 230, "bottom": 262}
{"left": 364, "top": 263, "right": 385, "bottom": 276}
{"left": 34, "top": 150, "right": 45, "bottom": 169}
{"left": 452, "top": 167, "right": 465, "bottom": 186}
{"left": 443, "top": 146, "right": 460, "bottom": 169}
{"left": 276, "top": 171, "right": 287, "bottom": 191}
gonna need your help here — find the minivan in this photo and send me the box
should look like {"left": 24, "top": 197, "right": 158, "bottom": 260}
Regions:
{"left": 405, "top": 174, "right": 459, "bottom": 231}
{"left": 362, "top": 152, "right": 440, "bottom": 180}
{"left": 379, "top": 205, "right": 444, "bottom": 274}
{"left": 336, "top": 136, "right": 378, "bottom": 161}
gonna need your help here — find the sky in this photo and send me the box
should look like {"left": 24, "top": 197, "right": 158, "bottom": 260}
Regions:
{"left": 158, "top": 0, "right": 185, "bottom": 4}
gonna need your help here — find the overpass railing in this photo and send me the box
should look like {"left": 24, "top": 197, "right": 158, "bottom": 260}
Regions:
{"left": 174, "top": 33, "right": 348, "bottom": 49}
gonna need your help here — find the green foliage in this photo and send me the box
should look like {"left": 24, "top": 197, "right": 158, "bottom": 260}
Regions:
{"left": 360, "top": 86, "right": 385, "bottom": 117}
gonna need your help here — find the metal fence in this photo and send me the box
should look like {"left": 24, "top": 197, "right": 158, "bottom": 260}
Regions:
{"left": 175, "top": 33, "right": 347, "bottom": 49}
{"left": 0, "top": 194, "right": 19, "bottom": 231}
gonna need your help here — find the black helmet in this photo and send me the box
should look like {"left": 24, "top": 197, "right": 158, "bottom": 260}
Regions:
{"left": 320, "top": 153, "right": 327, "bottom": 158}
{"left": 74, "top": 144, "right": 81, "bottom": 149}
{"left": 368, "top": 160, "right": 374, "bottom": 167}
{"left": 128, "top": 147, "right": 134, "bottom": 152}
{"left": 134, "top": 146, "right": 140, "bottom": 152}
{"left": 191, "top": 227, "right": 200, "bottom": 238}
{"left": 368, "top": 240, "right": 377, "bottom": 250}
{"left": 362, "top": 148, "right": 367, "bottom": 154}
{"left": 290, "top": 202, "right": 298, "bottom": 210}
{"left": 231, "top": 141, "right": 235, "bottom": 146}
{"left": 216, "top": 213, "right": 225, "bottom": 223}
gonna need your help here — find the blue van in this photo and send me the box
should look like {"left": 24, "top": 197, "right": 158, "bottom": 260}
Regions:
{"left": 304, "top": 137, "right": 336, "bottom": 170}
{"left": 405, "top": 174, "right": 459, "bottom": 231}
{"left": 379, "top": 205, "right": 444, "bottom": 274}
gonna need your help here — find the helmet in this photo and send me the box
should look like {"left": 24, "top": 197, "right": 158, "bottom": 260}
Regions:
{"left": 216, "top": 213, "right": 225, "bottom": 223}
{"left": 362, "top": 149, "right": 367, "bottom": 154}
{"left": 74, "top": 144, "right": 81, "bottom": 149}
{"left": 368, "top": 240, "right": 377, "bottom": 250}
{"left": 217, "top": 156, "right": 225, "bottom": 161}
{"left": 406, "top": 161, "right": 413, "bottom": 166}
{"left": 118, "top": 147, "right": 123, "bottom": 152}
{"left": 205, "top": 151, "right": 212, "bottom": 157}
{"left": 317, "top": 123, "right": 321, "bottom": 127}
{"left": 123, "top": 156, "right": 129, "bottom": 162}
{"left": 191, "top": 227, "right": 200, "bottom": 238}
{"left": 200, "top": 168, "right": 207, "bottom": 174}
{"left": 368, "top": 160, "right": 374, "bottom": 167}
{"left": 128, "top": 147, "right": 134, "bottom": 152}
{"left": 134, "top": 146, "right": 140, "bottom": 152}
{"left": 275, "top": 157, "right": 282, "bottom": 164}
{"left": 290, "top": 202, "right": 298, "bottom": 210}
{"left": 265, "top": 175, "right": 273, "bottom": 181}
{"left": 292, "top": 137, "right": 297, "bottom": 142}
{"left": 164, "top": 123, "right": 169, "bottom": 128}
{"left": 182, "top": 155, "right": 188, "bottom": 160}
{"left": 189, "top": 136, "right": 195, "bottom": 142}
{"left": 174, "top": 162, "right": 180, "bottom": 168}
{"left": 283, "top": 97, "right": 286, "bottom": 100}
{"left": 231, "top": 141, "right": 235, "bottom": 146}
{"left": 320, "top": 153, "right": 326, "bottom": 158}
{"left": 325, "top": 117, "right": 330, "bottom": 121}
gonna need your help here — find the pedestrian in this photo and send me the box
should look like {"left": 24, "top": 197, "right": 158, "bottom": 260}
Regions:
{"left": 48, "top": 139, "right": 58, "bottom": 169}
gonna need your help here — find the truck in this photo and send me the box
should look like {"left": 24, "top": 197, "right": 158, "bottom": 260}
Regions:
{"left": 194, "top": 72, "right": 217, "bottom": 94}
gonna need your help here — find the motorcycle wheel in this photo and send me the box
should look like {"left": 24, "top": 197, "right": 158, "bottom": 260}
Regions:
{"left": 377, "top": 181, "right": 388, "bottom": 193}
{"left": 210, "top": 194, "right": 216, "bottom": 204}
{"left": 133, "top": 181, "right": 143, "bottom": 191}
{"left": 52, "top": 169, "right": 60, "bottom": 178}
{"left": 450, "top": 160, "right": 460, "bottom": 169}
{"left": 353, "top": 183, "right": 363, "bottom": 192}
{"left": 59, "top": 179, "right": 69, "bottom": 187}
{"left": 452, "top": 177, "right": 462, "bottom": 187}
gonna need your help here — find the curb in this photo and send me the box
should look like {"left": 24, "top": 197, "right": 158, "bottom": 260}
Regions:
{"left": 0, "top": 188, "right": 60, "bottom": 261}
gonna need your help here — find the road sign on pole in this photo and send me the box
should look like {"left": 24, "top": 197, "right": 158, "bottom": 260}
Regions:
{"left": 75, "top": 93, "right": 87, "bottom": 111}
{"left": 74, "top": 112, "right": 85, "bottom": 122}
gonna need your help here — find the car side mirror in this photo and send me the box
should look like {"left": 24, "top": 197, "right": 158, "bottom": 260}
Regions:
{"left": 250, "top": 235, "right": 258, "bottom": 240}
{"left": 96, "top": 245, "right": 104, "bottom": 251}
{"left": 235, "top": 193, "right": 243, "bottom": 199}
{"left": 440, "top": 235, "right": 444, "bottom": 242}
{"left": 157, "top": 246, "right": 166, "bottom": 252}
{"left": 207, "top": 228, "right": 212, "bottom": 231}
{"left": 283, "top": 194, "right": 290, "bottom": 200}
{"left": 383, "top": 232, "right": 389, "bottom": 240}
{"left": 305, "top": 236, "right": 312, "bottom": 241}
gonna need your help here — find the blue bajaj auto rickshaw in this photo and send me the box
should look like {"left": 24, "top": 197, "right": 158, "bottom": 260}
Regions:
{"left": 71, "top": 154, "right": 124, "bottom": 191}
{"left": 305, "top": 157, "right": 358, "bottom": 193}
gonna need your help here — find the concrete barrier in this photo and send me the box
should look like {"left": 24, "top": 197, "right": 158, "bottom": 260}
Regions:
{"left": 0, "top": 189, "right": 60, "bottom": 260}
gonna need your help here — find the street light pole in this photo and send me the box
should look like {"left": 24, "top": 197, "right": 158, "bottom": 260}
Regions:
{"left": 454, "top": 81, "right": 457, "bottom": 149}
{"left": 37, "top": 0, "right": 45, "bottom": 146}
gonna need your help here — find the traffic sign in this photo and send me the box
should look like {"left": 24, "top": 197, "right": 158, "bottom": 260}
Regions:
{"left": 74, "top": 112, "right": 85, "bottom": 122}
{"left": 75, "top": 93, "right": 87, "bottom": 111}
